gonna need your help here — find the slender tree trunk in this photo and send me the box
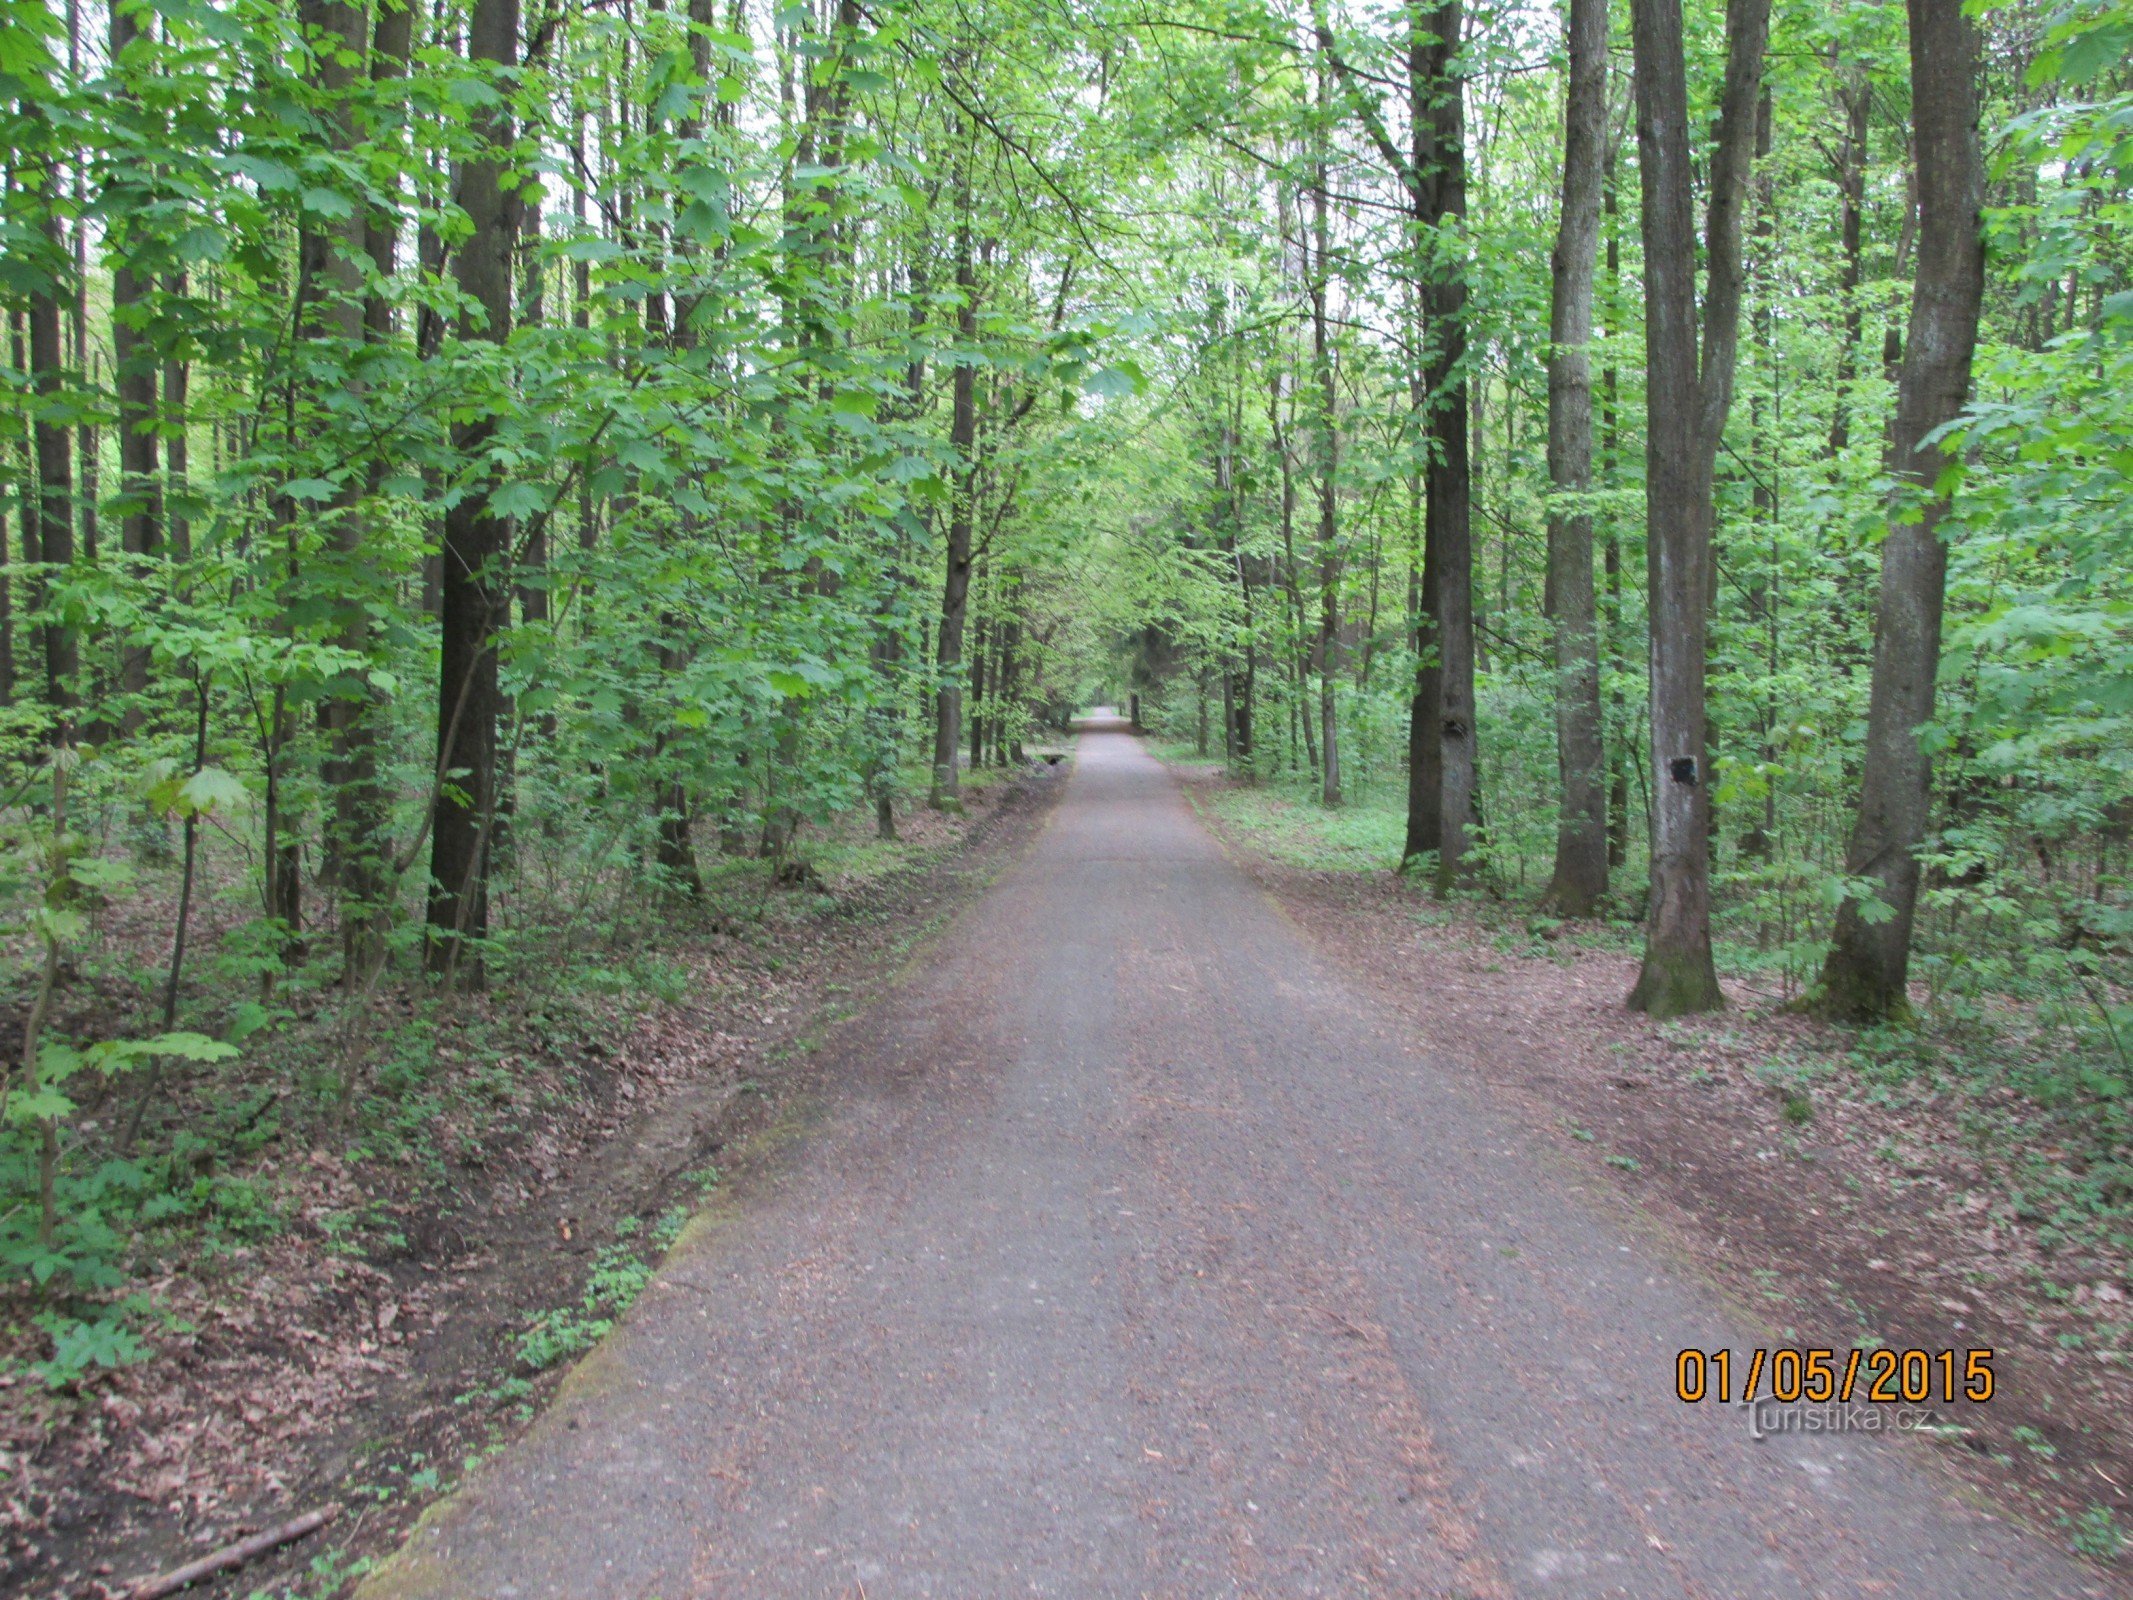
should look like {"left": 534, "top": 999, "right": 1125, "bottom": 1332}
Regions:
{"left": 67, "top": 0, "right": 96, "bottom": 572}
{"left": 1827, "top": 58, "right": 1868, "bottom": 459}
{"left": 1626, "top": 0, "right": 1768, "bottom": 1016}
{"left": 1601, "top": 144, "right": 1628, "bottom": 870}
{"left": 299, "top": 0, "right": 391, "bottom": 971}
{"left": 969, "top": 601, "right": 989, "bottom": 770}
{"left": 572, "top": 107, "right": 596, "bottom": 561}
{"left": 162, "top": 272, "right": 190, "bottom": 560}
{"left": 1310, "top": 113, "right": 1341, "bottom": 808}
{"left": 1000, "top": 609, "right": 1023, "bottom": 762}
{"left": 25, "top": 204, "right": 76, "bottom": 720}
{"left": 1270, "top": 365, "right": 1316, "bottom": 784}
{"left": 109, "top": 0, "right": 161, "bottom": 729}
{"left": 1812, "top": 0, "right": 1984, "bottom": 1022}
{"left": 1541, "top": 0, "right": 1609, "bottom": 913}
{"left": 517, "top": 201, "right": 549, "bottom": 630}
{"left": 426, "top": 0, "right": 524, "bottom": 984}
{"left": 930, "top": 156, "right": 977, "bottom": 810}
{"left": 337, "top": 0, "right": 413, "bottom": 973}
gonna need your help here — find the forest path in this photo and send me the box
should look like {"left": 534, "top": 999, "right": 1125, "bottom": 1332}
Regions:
{"left": 360, "top": 727, "right": 2098, "bottom": 1600}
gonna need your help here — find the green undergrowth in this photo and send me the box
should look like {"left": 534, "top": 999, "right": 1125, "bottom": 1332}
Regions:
{"left": 0, "top": 769, "right": 1013, "bottom": 1391}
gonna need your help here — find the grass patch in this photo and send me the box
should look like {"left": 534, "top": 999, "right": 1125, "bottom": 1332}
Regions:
{"left": 1187, "top": 781, "right": 1408, "bottom": 873}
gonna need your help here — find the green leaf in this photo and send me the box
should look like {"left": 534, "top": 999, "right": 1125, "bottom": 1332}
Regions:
{"left": 67, "top": 856, "right": 137, "bottom": 892}
{"left": 35, "top": 906, "right": 87, "bottom": 946}
{"left": 8, "top": 1090, "right": 76, "bottom": 1126}
{"left": 302, "top": 186, "right": 356, "bottom": 220}
{"left": 1082, "top": 363, "right": 1144, "bottom": 399}
{"left": 142, "top": 1031, "right": 241, "bottom": 1063}
{"left": 488, "top": 480, "right": 549, "bottom": 518}
{"left": 172, "top": 767, "right": 249, "bottom": 817}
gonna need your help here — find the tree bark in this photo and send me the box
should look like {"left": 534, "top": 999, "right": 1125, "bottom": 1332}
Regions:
{"left": 1540, "top": 0, "right": 1609, "bottom": 914}
{"left": 1347, "top": 0, "right": 1474, "bottom": 884}
{"left": 109, "top": 0, "right": 161, "bottom": 728}
{"left": 300, "top": 0, "right": 392, "bottom": 973}
{"left": 426, "top": 0, "right": 523, "bottom": 984}
{"left": 162, "top": 272, "right": 190, "bottom": 560}
{"left": 929, "top": 155, "right": 977, "bottom": 810}
{"left": 1309, "top": 106, "right": 1341, "bottom": 808}
{"left": 25, "top": 204, "right": 76, "bottom": 720}
{"left": 1625, "top": 0, "right": 1768, "bottom": 1016}
{"left": 1827, "top": 58, "right": 1869, "bottom": 458}
{"left": 1601, "top": 144, "right": 1628, "bottom": 871}
{"left": 1812, "top": 0, "right": 1984, "bottom": 1022}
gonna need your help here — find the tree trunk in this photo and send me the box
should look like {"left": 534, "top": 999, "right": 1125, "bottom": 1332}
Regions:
{"left": 1310, "top": 113, "right": 1341, "bottom": 808}
{"left": 162, "top": 272, "right": 190, "bottom": 560}
{"left": 1827, "top": 57, "right": 1868, "bottom": 458}
{"left": 426, "top": 0, "right": 523, "bottom": 984}
{"left": 1270, "top": 365, "right": 1316, "bottom": 785}
{"left": 109, "top": 0, "right": 161, "bottom": 729}
{"left": 1373, "top": 0, "right": 1473, "bottom": 884}
{"left": 25, "top": 204, "right": 75, "bottom": 720}
{"left": 299, "top": 0, "right": 391, "bottom": 972}
{"left": 67, "top": 0, "right": 98, "bottom": 576}
{"left": 930, "top": 159, "right": 977, "bottom": 810}
{"left": 1001, "top": 610, "right": 1023, "bottom": 762}
{"left": 1812, "top": 0, "right": 1984, "bottom": 1022}
{"left": 1625, "top": 0, "right": 1768, "bottom": 1017}
{"left": 1541, "top": 0, "right": 1609, "bottom": 914}
{"left": 969, "top": 604, "right": 989, "bottom": 770}
{"left": 1601, "top": 142, "right": 1629, "bottom": 870}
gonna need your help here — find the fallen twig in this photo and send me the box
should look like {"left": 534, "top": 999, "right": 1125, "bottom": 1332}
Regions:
{"left": 123, "top": 1505, "right": 340, "bottom": 1600}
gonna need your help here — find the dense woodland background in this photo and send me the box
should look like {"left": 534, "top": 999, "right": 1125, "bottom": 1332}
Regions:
{"left": 0, "top": 0, "right": 2130, "bottom": 1497}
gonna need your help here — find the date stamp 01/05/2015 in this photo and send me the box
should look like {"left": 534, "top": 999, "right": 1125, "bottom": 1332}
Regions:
{"left": 1675, "top": 1347, "right": 1996, "bottom": 1441}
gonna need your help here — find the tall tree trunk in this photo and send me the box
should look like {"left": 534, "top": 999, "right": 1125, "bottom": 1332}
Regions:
{"left": 1625, "top": 0, "right": 1768, "bottom": 1016}
{"left": 1339, "top": 0, "right": 1475, "bottom": 882}
{"left": 1270, "top": 364, "right": 1316, "bottom": 784}
{"left": 1224, "top": 403, "right": 1257, "bottom": 766}
{"left": 930, "top": 157, "right": 977, "bottom": 810}
{"left": 320, "top": 0, "right": 410, "bottom": 977}
{"left": 426, "top": 0, "right": 523, "bottom": 984}
{"left": 67, "top": 0, "right": 97, "bottom": 574}
{"left": 1310, "top": 108, "right": 1341, "bottom": 808}
{"left": 25, "top": 204, "right": 75, "bottom": 720}
{"left": 969, "top": 589, "right": 990, "bottom": 771}
{"left": 1812, "top": 0, "right": 1984, "bottom": 1022}
{"left": 572, "top": 107, "right": 596, "bottom": 560}
{"left": 1602, "top": 143, "right": 1629, "bottom": 871}
{"left": 162, "top": 272, "right": 190, "bottom": 559}
{"left": 1000, "top": 608, "right": 1023, "bottom": 762}
{"left": 1827, "top": 57, "right": 1868, "bottom": 458}
{"left": 109, "top": 0, "right": 161, "bottom": 729}
{"left": 1541, "top": 0, "right": 1609, "bottom": 914}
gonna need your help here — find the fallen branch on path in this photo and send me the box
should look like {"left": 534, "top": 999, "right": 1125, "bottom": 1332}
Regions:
{"left": 123, "top": 1505, "right": 340, "bottom": 1599}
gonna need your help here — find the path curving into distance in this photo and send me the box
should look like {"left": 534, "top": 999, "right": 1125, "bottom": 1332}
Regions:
{"left": 362, "top": 724, "right": 2101, "bottom": 1600}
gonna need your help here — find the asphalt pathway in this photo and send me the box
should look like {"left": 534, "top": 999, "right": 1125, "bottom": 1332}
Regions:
{"left": 363, "top": 723, "right": 2100, "bottom": 1599}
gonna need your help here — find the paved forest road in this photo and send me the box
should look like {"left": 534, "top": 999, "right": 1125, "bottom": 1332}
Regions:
{"left": 364, "top": 727, "right": 2100, "bottom": 1600}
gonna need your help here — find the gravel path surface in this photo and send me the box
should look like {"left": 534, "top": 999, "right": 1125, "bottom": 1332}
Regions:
{"left": 360, "top": 725, "right": 2103, "bottom": 1599}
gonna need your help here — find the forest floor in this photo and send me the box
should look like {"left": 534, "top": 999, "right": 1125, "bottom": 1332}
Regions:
{"left": 1163, "top": 748, "right": 2133, "bottom": 1572}
{"left": 3, "top": 755, "right": 1066, "bottom": 1600}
